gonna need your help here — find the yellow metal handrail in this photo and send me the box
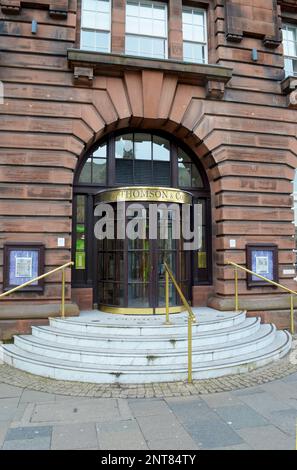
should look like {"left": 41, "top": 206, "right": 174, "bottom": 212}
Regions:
{"left": 0, "top": 261, "right": 74, "bottom": 318}
{"left": 228, "top": 261, "right": 296, "bottom": 334}
{"left": 164, "top": 261, "right": 196, "bottom": 383}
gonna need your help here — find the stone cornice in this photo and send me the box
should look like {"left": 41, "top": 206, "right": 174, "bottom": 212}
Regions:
{"left": 67, "top": 49, "right": 232, "bottom": 97}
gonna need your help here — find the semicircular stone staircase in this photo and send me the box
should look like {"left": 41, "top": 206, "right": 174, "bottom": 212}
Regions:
{"left": 2, "top": 308, "right": 292, "bottom": 384}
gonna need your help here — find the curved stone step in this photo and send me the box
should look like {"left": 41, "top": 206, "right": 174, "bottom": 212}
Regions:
{"left": 14, "top": 324, "right": 276, "bottom": 366}
{"left": 49, "top": 309, "right": 246, "bottom": 336}
{"left": 2, "top": 331, "right": 291, "bottom": 383}
{"left": 31, "top": 316, "right": 261, "bottom": 350}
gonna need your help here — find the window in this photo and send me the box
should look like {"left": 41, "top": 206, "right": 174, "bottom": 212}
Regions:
{"left": 74, "top": 195, "right": 87, "bottom": 271}
{"left": 282, "top": 24, "right": 297, "bottom": 77}
{"left": 125, "top": 0, "right": 168, "bottom": 59}
{"left": 182, "top": 7, "right": 207, "bottom": 64}
{"left": 178, "top": 147, "right": 203, "bottom": 188}
{"left": 115, "top": 133, "right": 171, "bottom": 185}
{"left": 79, "top": 143, "right": 107, "bottom": 184}
{"left": 80, "top": 0, "right": 111, "bottom": 53}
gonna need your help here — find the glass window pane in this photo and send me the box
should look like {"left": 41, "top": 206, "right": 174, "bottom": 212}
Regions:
{"left": 193, "top": 11, "right": 204, "bottom": 26}
{"left": 126, "top": 15, "right": 139, "bottom": 34}
{"left": 152, "top": 38, "right": 165, "bottom": 58}
{"left": 95, "top": 31, "right": 110, "bottom": 52}
{"left": 139, "top": 17, "right": 153, "bottom": 35}
{"left": 192, "top": 25, "right": 205, "bottom": 43}
{"left": 98, "top": 0, "right": 110, "bottom": 13}
{"left": 178, "top": 147, "right": 192, "bottom": 163}
{"left": 79, "top": 158, "right": 92, "bottom": 183}
{"left": 97, "top": 12, "right": 110, "bottom": 30}
{"left": 81, "top": 30, "right": 96, "bottom": 49}
{"left": 125, "top": 35, "right": 139, "bottom": 55}
{"left": 116, "top": 159, "right": 134, "bottom": 184}
{"left": 140, "top": 2, "right": 152, "bottom": 18}
{"left": 178, "top": 162, "right": 191, "bottom": 187}
{"left": 127, "top": 1, "right": 138, "bottom": 16}
{"left": 93, "top": 143, "right": 106, "bottom": 158}
{"left": 115, "top": 134, "right": 133, "bottom": 159}
{"left": 153, "top": 135, "right": 170, "bottom": 161}
{"left": 134, "top": 160, "right": 152, "bottom": 184}
{"left": 191, "top": 164, "right": 203, "bottom": 187}
{"left": 153, "top": 4, "right": 165, "bottom": 20}
{"left": 153, "top": 161, "right": 170, "bottom": 185}
{"left": 128, "top": 253, "right": 150, "bottom": 282}
{"left": 134, "top": 133, "right": 152, "bottom": 160}
{"left": 139, "top": 35, "right": 153, "bottom": 56}
{"left": 183, "top": 23, "right": 192, "bottom": 41}
{"left": 182, "top": 11, "right": 192, "bottom": 25}
{"left": 285, "top": 57, "right": 293, "bottom": 76}
{"left": 153, "top": 19, "right": 166, "bottom": 37}
{"left": 92, "top": 158, "right": 106, "bottom": 184}
{"left": 128, "top": 283, "right": 149, "bottom": 308}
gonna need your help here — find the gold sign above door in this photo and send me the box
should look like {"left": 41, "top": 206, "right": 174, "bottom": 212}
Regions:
{"left": 96, "top": 186, "right": 192, "bottom": 205}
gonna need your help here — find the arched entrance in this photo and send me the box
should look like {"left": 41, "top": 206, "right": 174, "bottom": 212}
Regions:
{"left": 72, "top": 130, "right": 212, "bottom": 313}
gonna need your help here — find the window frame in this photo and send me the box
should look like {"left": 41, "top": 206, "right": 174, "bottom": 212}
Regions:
{"left": 282, "top": 23, "right": 297, "bottom": 77}
{"left": 182, "top": 5, "right": 208, "bottom": 65}
{"left": 125, "top": 0, "right": 168, "bottom": 60}
{"left": 80, "top": 0, "right": 112, "bottom": 53}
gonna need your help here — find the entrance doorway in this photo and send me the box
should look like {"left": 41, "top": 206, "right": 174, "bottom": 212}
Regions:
{"left": 72, "top": 131, "right": 212, "bottom": 313}
{"left": 95, "top": 189, "right": 192, "bottom": 313}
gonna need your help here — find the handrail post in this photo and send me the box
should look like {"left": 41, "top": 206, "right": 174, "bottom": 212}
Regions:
{"left": 164, "top": 270, "right": 171, "bottom": 325}
{"left": 188, "top": 315, "right": 192, "bottom": 383}
{"left": 61, "top": 268, "right": 65, "bottom": 318}
{"left": 290, "top": 294, "right": 295, "bottom": 335}
{"left": 235, "top": 266, "right": 239, "bottom": 311}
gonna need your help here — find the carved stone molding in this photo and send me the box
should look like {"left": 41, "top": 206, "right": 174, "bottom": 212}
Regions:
{"left": 1, "top": 0, "right": 21, "bottom": 14}
{"left": 68, "top": 49, "right": 232, "bottom": 92}
{"left": 74, "top": 66, "right": 94, "bottom": 86}
{"left": 0, "top": 0, "right": 69, "bottom": 18}
{"left": 205, "top": 80, "right": 225, "bottom": 100}
{"left": 281, "top": 76, "right": 297, "bottom": 107}
{"left": 225, "top": 0, "right": 282, "bottom": 49}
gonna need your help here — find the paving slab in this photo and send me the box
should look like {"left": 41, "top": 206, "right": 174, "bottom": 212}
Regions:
{"left": 5, "top": 425, "right": 52, "bottom": 441}
{"left": 2, "top": 436, "right": 51, "bottom": 450}
{"left": 0, "top": 398, "right": 21, "bottom": 422}
{"left": 20, "top": 389, "right": 56, "bottom": 404}
{"left": 236, "top": 425, "right": 293, "bottom": 450}
{"left": 51, "top": 423, "right": 98, "bottom": 450}
{"left": 201, "top": 391, "right": 242, "bottom": 409}
{"left": 147, "top": 436, "right": 198, "bottom": 450}
{"left": 0, "top": 383, "right": 22, "bottom": 398}
{"left": 31, "top": 399, "right": 119, "bottom": 424}
{"left": 264, "top": 408, "right": 297, "bottom": 436}
{"left": 0, "top": 421, "right": 10, "bottom": 448}
{"left": 96, "top": 419, "right": 148, "bottom": 450}
{"left": 184, "top": 417, "right": 244, "bottom": 449}
{"left": 136, "top": 413, "right": 194, "bottom": 442}
{"left": 128, "top": 399, "right": 171, "bottom": 417}
{"left": 214, "top": 404, "right": 269, "bottom": 430}
{"left": 237, "top": 391, "right": 293, "bottom": 416}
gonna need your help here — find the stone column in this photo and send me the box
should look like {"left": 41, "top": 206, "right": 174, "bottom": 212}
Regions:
{"left": 168, "top": 0, "right": 183, "bottom": 60}
{"left": 111, "top": 0, "right": 125, "bottom": 54}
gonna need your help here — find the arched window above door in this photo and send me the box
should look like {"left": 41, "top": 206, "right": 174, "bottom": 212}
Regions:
{"left": 76, "top": 131, "right": 207, "bottom": 190}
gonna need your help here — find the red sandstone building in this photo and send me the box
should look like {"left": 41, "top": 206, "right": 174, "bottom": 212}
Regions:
{"left": 1, "top": 0, "right": 297, "bottom": 339}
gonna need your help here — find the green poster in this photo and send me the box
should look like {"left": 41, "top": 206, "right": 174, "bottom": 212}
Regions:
{"left": 75, "top": 251, "right": 85, "bottom": 270}
{"left": 198, "top": 252, "right": 207, "bottom": 269}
